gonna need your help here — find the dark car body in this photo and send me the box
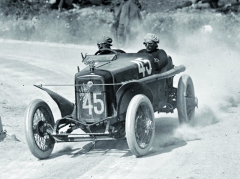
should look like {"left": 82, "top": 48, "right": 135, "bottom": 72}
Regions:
{"left": 25, "top": 50, "right": 197, "bottom": 158}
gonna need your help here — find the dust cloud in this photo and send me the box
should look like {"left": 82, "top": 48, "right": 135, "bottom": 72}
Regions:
{"left": 159, "top": 11, "right": 240, "bottom": 117}
{"left": 143, "top": 11, "right": 240, "bottom": 152}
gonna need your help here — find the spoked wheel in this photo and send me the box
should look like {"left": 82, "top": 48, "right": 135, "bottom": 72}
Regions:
{"left": 126, "top": 94, "right": 155, "bottom": 157}
{"left": 25, "top": 99, "right": 55, "bottom": 159}
{"left": 177, "top": 74, "right": 197, "bottom": 123}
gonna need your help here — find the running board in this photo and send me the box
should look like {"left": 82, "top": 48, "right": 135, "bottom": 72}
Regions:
{"left": 51, "top": 132, "right": 117, "bottom": 142}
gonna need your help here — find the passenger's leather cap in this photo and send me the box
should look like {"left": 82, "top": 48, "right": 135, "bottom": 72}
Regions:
{"left": 144, "top": 33, "right": 159, "bottom": 43}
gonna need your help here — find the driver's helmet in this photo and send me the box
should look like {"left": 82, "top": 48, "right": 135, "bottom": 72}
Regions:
{"left": 97, "top": 36, "right": 113, "bottom": 50}
{"left": 143, "top": 33, "right": 159, "bottom": 52}
{"left": 143, "top": 33, "right": 159, "bottom": 44}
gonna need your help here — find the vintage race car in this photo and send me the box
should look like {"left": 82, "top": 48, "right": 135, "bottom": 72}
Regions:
{"left": 25, "top": 49, "right": 198, "bottom": 159}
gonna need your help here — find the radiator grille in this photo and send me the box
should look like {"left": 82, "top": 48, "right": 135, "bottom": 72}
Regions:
{"left": 76, "top": 75, "right": 107, "bottom": 123}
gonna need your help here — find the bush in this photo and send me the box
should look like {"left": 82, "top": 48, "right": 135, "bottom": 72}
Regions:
{"left": 0, "top": 0, "right": 49, "bottom": 19}
{"left": 0, "top": 0, "right": 239, "bottom": 49}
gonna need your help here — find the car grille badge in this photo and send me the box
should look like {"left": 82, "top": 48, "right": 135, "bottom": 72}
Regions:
{"left": 87, "top": 81, "right": 93, "bottom": 88}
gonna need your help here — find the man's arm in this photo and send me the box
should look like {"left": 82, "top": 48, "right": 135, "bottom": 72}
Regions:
{"left": 156, "top": 49, "right": 168, "bottom": 71}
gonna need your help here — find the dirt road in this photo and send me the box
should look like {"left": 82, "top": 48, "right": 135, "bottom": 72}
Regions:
{"left": 1, "top": 39, "right": 240, "bottom": 179}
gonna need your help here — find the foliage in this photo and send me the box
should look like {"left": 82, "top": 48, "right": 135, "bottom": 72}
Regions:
{"left": 0, "top": 1, "right": 114, "bottom": 43}
{"left": 0, "top": 0, "right": 49, "bottom": 19}
{"left": 0, "top": 0, "right": 239, "bottom": 48}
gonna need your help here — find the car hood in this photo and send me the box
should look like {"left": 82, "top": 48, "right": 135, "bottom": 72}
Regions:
{"left": 78, "top": 53, "right": 155, "bottom": 84}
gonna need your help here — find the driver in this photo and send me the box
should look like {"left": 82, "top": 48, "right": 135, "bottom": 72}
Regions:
{"left": 97, "top": 36, "right": 113, "bottom": 51}
{"left": 137, "top": 33, "right": 168, "bottom": 72}
{"left": 96, "top": 36, "right": 125, "bottom": 54}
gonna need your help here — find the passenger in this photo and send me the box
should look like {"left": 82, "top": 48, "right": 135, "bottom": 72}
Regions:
{"left": 138, "top": 33, "right": 168, "bottom": 72}
{"left": 96, "top": 36, "right": 125, "bottom": 54}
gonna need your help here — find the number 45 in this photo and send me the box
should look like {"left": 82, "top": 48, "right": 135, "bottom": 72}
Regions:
{"left": 83, "top": 93, "right": 104, "bottom": 115}
{"left": 131, "top": 58, "right": 152, "bottom": 77}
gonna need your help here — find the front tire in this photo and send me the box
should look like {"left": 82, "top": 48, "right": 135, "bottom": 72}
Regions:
{"left": 25, "top": 99, "right": 55, "bottom": 159}
{"left": 177, "top": 74, "right": 196, "bottom": 123}
{"left": 126, "top": 94, "right": 155, "bottom": 157}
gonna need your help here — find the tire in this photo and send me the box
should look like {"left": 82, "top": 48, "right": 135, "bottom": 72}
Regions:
{"left": 25, "top": 99, "right": 55, "bottom": 159}
{"left": 177, "top": 74, "right": 196, "bottom": 123}
{"left": 126, "top": 94, "right": 155, "bottom": 157}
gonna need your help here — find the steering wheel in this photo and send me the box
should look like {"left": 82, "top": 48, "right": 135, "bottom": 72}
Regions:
{"left": 94, "top": 48, "right": 118, "bottom": 55}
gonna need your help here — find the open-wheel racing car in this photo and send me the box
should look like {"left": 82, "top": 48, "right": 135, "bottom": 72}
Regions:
{"left": 25, "top": 48, "right": 198, "bottom": 159}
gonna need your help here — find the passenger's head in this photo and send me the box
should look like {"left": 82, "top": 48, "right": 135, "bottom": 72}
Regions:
{"left": 143, "top": 33, "right": 159, "bottom": 52}
{"left": 97, "top": 36, "right": 113, "bottom": 50}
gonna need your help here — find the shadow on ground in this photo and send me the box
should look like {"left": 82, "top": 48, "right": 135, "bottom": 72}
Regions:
{"left": 48, "top": 115, "right": 207, "bottom": 159}
{"left": 49, "top": 117, "right": 181, "bottom": 159}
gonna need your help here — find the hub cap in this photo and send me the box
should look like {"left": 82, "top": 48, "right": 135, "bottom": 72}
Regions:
{"left": 135, "top": 103, "right": 154, "bottom": 149}
{"left": 32, "top": 107, "right": 53, "bottom": 151}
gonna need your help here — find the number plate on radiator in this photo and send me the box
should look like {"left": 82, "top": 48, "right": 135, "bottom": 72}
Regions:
{"left": 77, "top": 75, "right": 107, "bottom": 123}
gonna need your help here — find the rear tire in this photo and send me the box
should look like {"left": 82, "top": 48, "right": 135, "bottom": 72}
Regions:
{"left": 126, "top": 94, "right": 155, "bottom": 157}
{"left": 25, "top": 99, "right": 55, "bottom": 159}
{"left": 177, "top": 74, "right": 196, "bottom": 123}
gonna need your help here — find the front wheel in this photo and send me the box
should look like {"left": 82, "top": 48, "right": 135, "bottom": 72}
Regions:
{"left": 25, "top": 99, "right": 55, "bottom": 159}
{"left": 126, "top": 94, "right": 155, "bottom": 157}
{"left": 177, "top": 74, "right": 197, "bottom": 123}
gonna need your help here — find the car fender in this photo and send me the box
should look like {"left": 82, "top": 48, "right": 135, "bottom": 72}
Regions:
{"left": 34, "top": 85, "right": 74, "bottom": 118}
{"left": 116, "top": 82, "right": 153, "bottom": 121}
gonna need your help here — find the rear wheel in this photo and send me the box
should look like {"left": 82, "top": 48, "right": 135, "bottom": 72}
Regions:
{"left": 126, "top": 94, "right": 155, "bottom": 157}
{"left": 177, "top": 74, "right": 196, "bottom": 123}
{"left": 25, "top": 99, "right": 55, "bottom": 159}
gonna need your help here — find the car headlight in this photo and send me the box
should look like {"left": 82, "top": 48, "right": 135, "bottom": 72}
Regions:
{"left": 87, "top": 81, "right": 93, "bottom": 88}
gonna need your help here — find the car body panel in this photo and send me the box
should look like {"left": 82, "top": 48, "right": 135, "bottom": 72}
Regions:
{"left": 80, "top": 53, "right": 157, "bottom": 82}
{"left": 25, "top": 47, "right": 198, "bottom": 159}
{"left": 34, "top": 85, "right": 74, "bottom": 117}
{"left": 34, "top": 52, "right": 186, "bottom": 137}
